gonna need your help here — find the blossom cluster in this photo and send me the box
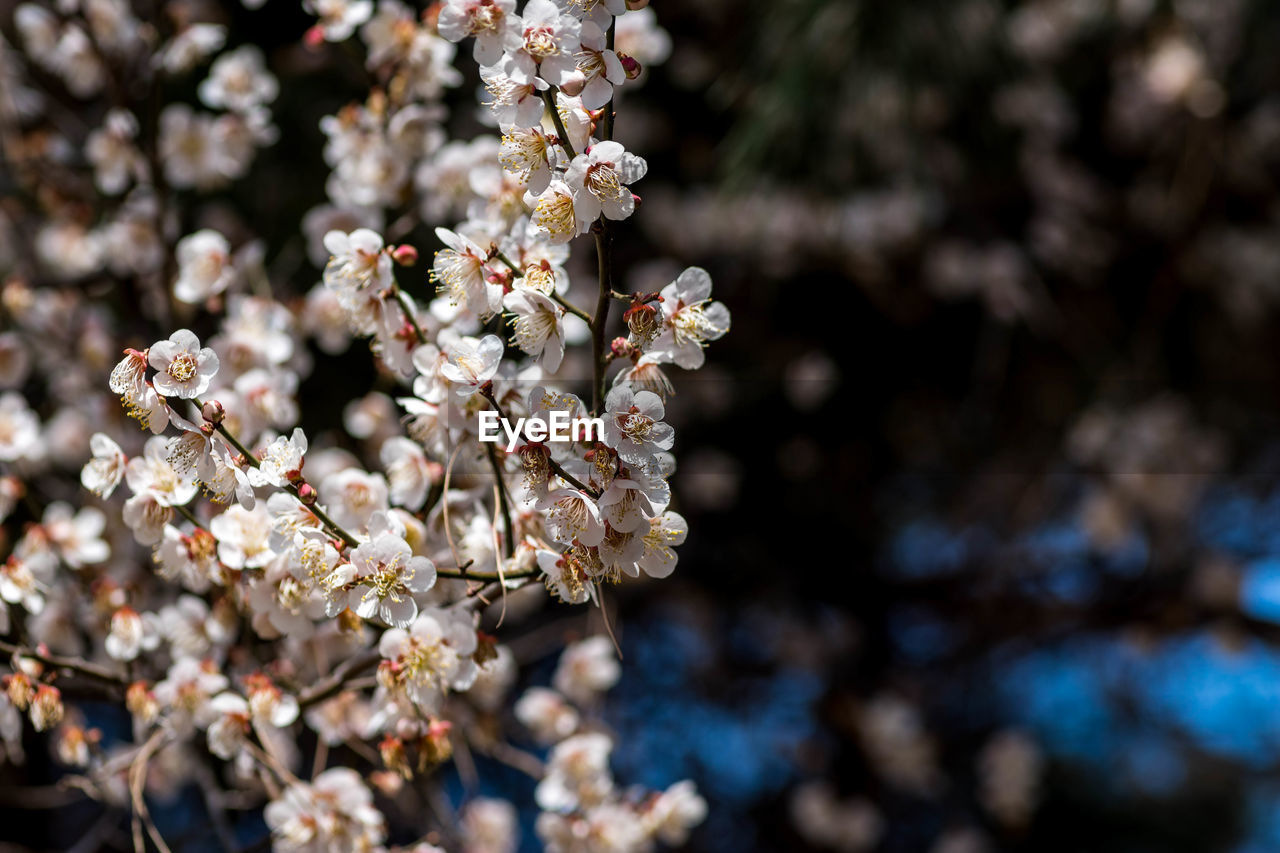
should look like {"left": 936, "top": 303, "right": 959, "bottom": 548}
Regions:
{"left": 0, "top": 0, "right": 721, "bottom": 848}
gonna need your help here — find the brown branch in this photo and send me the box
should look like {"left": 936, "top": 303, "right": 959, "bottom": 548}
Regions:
{"left": 0, "top": 640, "right": 127, "bottom": 689}
{"left": 590, "top": 221, "right": 614, "bottom": 415}
{"left": 296, "top": 650, "right": 382, "bottom": 710}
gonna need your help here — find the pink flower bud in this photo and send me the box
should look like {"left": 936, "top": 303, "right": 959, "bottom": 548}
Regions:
{"left": 296, "top": 483, "right": 317, "bottom": 505}
{"left": 201, "top": 400, "right": 224, "bottom": 424}
{"left": 390, "top": 244, "right": 419, "bottom": 266}
{"left": 619, "top": 53, "right": 643, "bottom": 80}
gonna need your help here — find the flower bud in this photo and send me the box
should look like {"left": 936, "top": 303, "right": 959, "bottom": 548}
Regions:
{"left": 418, "top": 718, "right": 453, "bottom": 769}
{"left": 369, "top": 770, "right": 404, "bottom": 797}
{"left": 30, "top": 685, "right": 63, "bottom": 732}
{"left": 5, "top": 673, "right": 34, "bottom": 711}
{"left": 296, "top": 483, "right": 317, "bottom": 505}
{"left": 473, "top": 631, "right": 499, "bottom": 666}
{"left": 303, "top": 24, "right": 325, "bottom": 47}
{"left": 380, "top": 735, "right": 412, "bottom": 779}
{"left": 377, "top": 659, "right": 400, "bottom": 691}
{"left": 611, "top": 337, "right": 634, "bottom": 359}
{"left": 201, "top": 399, "right": 225, "bottom": 425}
{"left": 126, "top": 681, "right": 159, "bottom": 724}
{"left": 619, "top": 53, "right": 643, "bottom": 80}
{"left": 390, "top": 244, "right": 419, "bottom": 266}
{"left": 55, "top": 724, "right": 92, "bottom": 767}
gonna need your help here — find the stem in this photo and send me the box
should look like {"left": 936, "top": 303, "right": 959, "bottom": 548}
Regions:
{"left": 437, "top": 566, "right": 537, "bottom": 581}
{"left": 550, "top": 290, "right": 593, "bottom": 324}
{"left": 590, "top": 221, "right": 613, "bottom": 415}
{"left": 293, "top": 491, "right": 361, "bottom": 550}
{"left": 491, "top": 249, "right": 593, "bottom": 323}
{"left": 195, "top": 400, "right": 361, "bottom": 549}
{"left": 484, "top": 442, "right": 516, "bottom": 560}
{"left": 391, "top": 284, "right": 427, "bottom": 345}
{"left": 548, "top": 456, "right": 596, "bottom": 496}
{"left": 173, "top": 503, "right": 202, "bottom": 527}
{"left": 296, "top": 650, "right": 381, "bottom": 709}
{"left": 541, "top": 90, "right": 577, "bottom": 160}
{"left": 481, "top": 387, "right": 597, "bottom": 496}
{"left": 0, "top": 640, "right": 126, "bottom": 688}
{"left": 492, "top": 250, "right": 523, "bottom": 274}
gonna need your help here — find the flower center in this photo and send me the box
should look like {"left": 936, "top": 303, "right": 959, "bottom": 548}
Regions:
{"left": 535, "top": 191, "right": 575, "bottom": 237}
{"left": 472, "top": 2, "right": 502, "bottom": 34}
{"left": 584, "top": 163, "right": 623, "bottom": 201}
{"left": 524, "top": 27, "right": 558, "bottom": 59}
{"left": 167, "top": 353, "right": 198, "bottom": 383}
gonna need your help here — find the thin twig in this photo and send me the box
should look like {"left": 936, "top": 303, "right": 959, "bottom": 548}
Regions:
{"left": 484, "top": 440, "right": 515, "bottom": 561}
{"left": 296, "top": 650, "right": 381, "bottom": 710}
{"left": 0, "top": 640, "right": 127, "bottom": 688}
{"left": 130, "top": 729, "right": 174, "bottom": 853}
{"left": 590, "top": 222, "right": 614, "bottom": 415}
{"left": 541, "top": 90, "right": 577, "bottom": 159}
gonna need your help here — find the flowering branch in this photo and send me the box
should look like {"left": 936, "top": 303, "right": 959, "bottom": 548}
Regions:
{"left": 591, "top": 221, "right": 615, "bottom": 415}
{"left": 541, "top": 90, "right": 577, "bottom": 159}
{"left": 0, "top": 641, "right": 126, "bottom": 689}
{"left": 195, "top": 399, "right": 361, "bottom": 550}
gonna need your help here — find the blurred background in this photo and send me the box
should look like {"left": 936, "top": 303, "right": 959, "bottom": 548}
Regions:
{"left": 13, "top": 0, "right": 1280, "bottom": 850}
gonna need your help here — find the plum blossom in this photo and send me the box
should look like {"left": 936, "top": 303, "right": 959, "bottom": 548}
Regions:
{"left": 148, "top": 330, "right": 220, "bottom": 399}
{"left": 0, "top": 393, "right": 40, "bottom": 462}
{"left": 601, "top": 386, "right": 673, "bottom": 465}
{"left": 573, "top": 21, "right": 626, "bottom": 109}
{"left": 437, "top": 0, "right": 518, "bottom": 67}
{"left": 84, "top": 109, "right": 145, "bottom": 194}
{"left": 500, "top": 0, "right": 581, "bottom": 87}
{"left": 198, "top": 45, "right": 278, "bottom": 113}
{"left": 342, "top": 532, "right": 436, "bottom": 627}
{"left": 265, "top": 768, "right": 386, "bottom": 852}
{"left": 648, "top": 267, "right": 731, "bottom": 370}
{"left": 440, "top": 334, "right": 504, "bottom": 398}
{"left": 565, "top": 141, "right": 647, "bottom": 228}
{"left": 377, "top": 606, "right": 477, "bottom": 710}
{"left": 480, "top": 63, "right": 548, "bottom": 129}
{"left": 503, "top": 287, "right": 565, "bottom": 371}
{"left": 431, "top": 227, "right": 503, "bottom": 318}
{"left": 173, "top": 230, "right": 236, "bottom": 304}
{"left": 249, "top": 428, "right": 308, "bottom": 489}
{"left": 552, "top": 635, "right": 619, "bottom": 705}
{"left": 304, "top": 0, "right": 374, "bottom": 42}
{"left": 324, "top": 227, "right": 392, "bottom": 293}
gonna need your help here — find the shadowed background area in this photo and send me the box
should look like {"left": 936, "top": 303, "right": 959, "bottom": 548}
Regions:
{"left": 9, "top": 0, "right": 1280, "bottom": 850}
